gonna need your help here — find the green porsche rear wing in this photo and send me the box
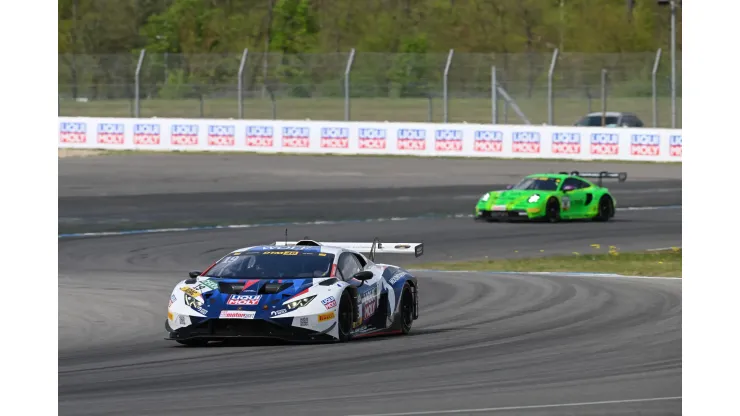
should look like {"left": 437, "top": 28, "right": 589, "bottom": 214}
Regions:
{"left": 560, "top": 171, "right": 627, "bottom": 186}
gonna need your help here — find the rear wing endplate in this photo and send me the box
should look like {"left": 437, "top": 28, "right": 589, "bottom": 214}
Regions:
{"left": 559, "top": 171, "right": 627, "bottom": 186}
{"left": 274, "top": 238, "right": 424, "bottom": 261}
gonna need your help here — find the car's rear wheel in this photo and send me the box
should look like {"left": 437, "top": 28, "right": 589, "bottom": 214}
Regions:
{"left": 594, "top": 196, "right": 614, "bottom": 222}
{"left": 399, "top": 284, "right": 414, "bottom": 335}
{"left": 176, "top": 339, "right": 209, "bottom": 347}
{"left": 545, "top": 198, "right": 560, "bottom": 223}
{"left": 337, "top": 291, "right": 353, "bottom": 342}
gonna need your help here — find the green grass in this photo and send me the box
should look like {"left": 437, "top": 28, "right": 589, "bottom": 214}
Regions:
{"left": 415, "top": 247, "right": 682, "bottom": 277}
{"left": 59, "top": 96, "right": 682, "bottom": 128}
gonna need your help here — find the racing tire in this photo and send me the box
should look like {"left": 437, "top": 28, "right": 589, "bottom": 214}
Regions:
{"left": 337, "top": 290, "right": 353, "bottom": 342}
{"left": 594, "top": 196, "right": 614, "bottom": 222}
{"left": 399, "top": 284, "right": 414, "bottom": 335}
{"left": 176, "top": 339, "right": 209, "bottom": 347}
{"left": 545, "top": 198, "right": 561, "bottom": 223}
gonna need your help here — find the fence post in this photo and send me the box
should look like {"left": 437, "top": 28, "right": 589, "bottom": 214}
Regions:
{"left": 547, "top": 48, "right": 559, "bottom": 125}
{"left": 344, "top": 48, "right": 356, "bottom": 121}
{"left": 443, "top": 49, "right": 454, "bottom": 123}
{"left": 651, "top": 48, "right": 662, "bottom": 127}
{"left": 600, "top": 68, "right": 608, "bottom": 126}
{"left": 134, "top": 49, "right": 146, "bottom": 118}
{"left": 237, "top": 48, "right": 249, "bottom": 119}
{"left": 491, "top": 66, "right": 498, "bottom": 124}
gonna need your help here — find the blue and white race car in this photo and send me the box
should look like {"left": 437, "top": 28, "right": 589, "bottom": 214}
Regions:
{"left": 165, "top": 238, "right": 422, "bottom": 346}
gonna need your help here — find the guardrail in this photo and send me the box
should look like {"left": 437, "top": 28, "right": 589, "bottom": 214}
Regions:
{"left": 58, "top": 117, "right": 681, "bottom": 162}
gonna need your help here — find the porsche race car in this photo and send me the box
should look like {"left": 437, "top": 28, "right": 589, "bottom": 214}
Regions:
{"left": 165, "top": 238, "right": 422, "bottom": 346}
{"left": 474, "top": 171, "right": 626, "bottom": 222}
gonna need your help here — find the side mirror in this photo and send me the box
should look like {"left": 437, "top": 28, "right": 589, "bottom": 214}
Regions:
{"left": 188, "top": 271, "right": 201, "bottom": 278}
{"left": 505, "top": 185, "right": 513, "bottom": 190}
{"left": 562, "top": 185, "right": 575, "bottom": 192}
{"left": 352, "top": 270, "right": 374, "bottom": 281}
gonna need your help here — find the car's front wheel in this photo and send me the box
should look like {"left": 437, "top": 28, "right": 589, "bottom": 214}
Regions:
{"left": 545, "top": 198, "right": 561, "bottom": 223}
{"left": 399, "top": 284, "right": 415, "bottom": 335}
{"left": 337, "top": 290, "right": 353, "bottom": 342}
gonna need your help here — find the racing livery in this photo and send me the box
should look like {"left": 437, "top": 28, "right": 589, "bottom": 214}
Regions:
{"left": 165, "top": 239, "right": 422, "bottom": 346}
{"left": 474, "top": 171, "right": 626, "bottom": 222}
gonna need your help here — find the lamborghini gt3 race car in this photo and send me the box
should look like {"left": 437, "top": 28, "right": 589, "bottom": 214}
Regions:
{"left": 474, "top": 171, "right": 627, "bottom": 222}
{"left": 165, "top": 239, "right": 422, "bottom": 346}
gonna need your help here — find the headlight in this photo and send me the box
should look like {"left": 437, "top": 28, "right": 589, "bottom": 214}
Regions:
{"left": 481, "top": 193, "right": 490, "bottom": 201}
{"left": 284, "top": 295, "right": 316, "bottom": 310}
{"left": 528, "top": 194, "right": 540, "bottom": 203}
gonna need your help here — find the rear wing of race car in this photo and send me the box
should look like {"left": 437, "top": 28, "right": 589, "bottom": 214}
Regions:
{"left": 559, "top": 171, "right": 627, "bottom": 186}
{"left": 275, "top": 238, "right": 424, "bottom": 261}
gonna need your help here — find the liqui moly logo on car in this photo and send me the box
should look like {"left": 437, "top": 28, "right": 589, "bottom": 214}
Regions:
{"left": 473, "top": 130, "right": 503, "bottom": 152}
{"left": 669, "top": 135, "right": 682, "bottom": 157}
{"left": 590, "top": 133, "right": 619, "bottom": 155}
{"left": 397, "top": 128, "right": 426, "bottom": 151}
{"left": 133, "top": 123, "right": 160, "bottom": 145}
{"left": 434, "top": 129, "right": 463, "bottom": 152}
{"left": 171, "top": 124, "right": 199, "bottom": 145}
{"left": 59, "top": 122, "right": 87, "bottom": 144}
{"left": 551, "top": 132, "right": 581, "bottom": 154}
{"left": 96, "top": 123, "right": 124, "bottom": 145}
{"left": 512, "top": 132, "right": 541, "bottom": 153}
{"left": 282, "top": 126, "right": 310, "bottom": 148}
{"left": 358, "top": 128, "right": 387, "bottom": 149}
{"left": 207, "top": 125, "right": 235, "bottom": 146}
{"left": 630, "top": 134, "right": 660, "bottom": 156}
{"left": 320, "top": 127, "right": 350, "bottom": 149}
{"left": 246, "top": 126, "right": 274, "bottom": 147}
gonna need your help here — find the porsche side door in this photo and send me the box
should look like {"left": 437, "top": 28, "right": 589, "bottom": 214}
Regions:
{"left": 559, "top": 177, "right": 591, "bottom": 219}
{"left": 337, "top": 253, "right": 382, "bottom": 329}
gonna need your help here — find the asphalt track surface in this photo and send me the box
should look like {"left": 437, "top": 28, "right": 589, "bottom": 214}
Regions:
{"left": 58, "top": 154, "right": 682, "bottom": 415}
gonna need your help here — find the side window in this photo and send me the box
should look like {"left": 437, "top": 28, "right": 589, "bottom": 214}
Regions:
{"left": 562, "top": 178, "right": 589, "bottom": 190}
{"left": 337, "top": 253, "right": 362, "bottom": 281}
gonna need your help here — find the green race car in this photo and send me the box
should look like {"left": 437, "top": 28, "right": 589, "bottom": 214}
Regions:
{"left": 474, "top": 171, "right": 627, "bottom": 222}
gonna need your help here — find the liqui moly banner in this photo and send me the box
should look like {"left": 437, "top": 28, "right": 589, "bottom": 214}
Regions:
{"left": 58, "top": 117, "right": 681, "bottom": 162}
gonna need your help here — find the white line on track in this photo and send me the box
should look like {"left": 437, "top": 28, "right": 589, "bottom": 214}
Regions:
{"left": 345, "top": 396, "right": 682, "bottom": 416}
{"left": 410, "top": 270, "right": 682, "bottom": 280}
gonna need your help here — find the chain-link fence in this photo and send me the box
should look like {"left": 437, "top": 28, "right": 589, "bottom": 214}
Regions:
{"left": 58, "top": 51, "right": 682, "bottom": 128}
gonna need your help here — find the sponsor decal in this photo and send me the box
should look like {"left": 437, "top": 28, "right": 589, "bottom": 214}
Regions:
{"left": 669, "top": 135, "right": 682, "bottom": 157}
{"left": 250, "top": 245, "right": 320, "bottom": 252}
{"left": 282, "top": 126, "right": 310, "bottom": 148}
{"left": 207, "top": 125, "right": 235, "bottom": 146}
{"left": 320, "top": 127, "right": 350, "bottom": 149}
{"left": 318, "top": 311, "right": 335, "bottom": 322}
{"left": 562, "top": 196, "right": 571, "bottom": 210}
{"left": 389, "top": 271, "right": 405, "bottom": 285}
{"left": 299, "top": 317, "right": 309, "bottom": 327}
{"left": 169, "top": 293, "right": 177, "bottom": 307}
{"left": 171, "top": 124, "right": 199, "bottom": 146}
{"left": 473, "top": 130, "right": 503, "bottom": 152}
{"left": 97, "top": 123, "right": 124, "bottom": 145}
{"left": 434, "top": 129, "right": 463, "bottom": 152}
{"left": 590, "top": 133, "right": 619, "bottom": 155}
{"left": 263, "top": 251, "right": 300, "bottom": 255}
{"left": 219, "top": 310, "right": 255, "bottom": 319}
{"left": 551, "top": 132, "right": 581, "bottom": 154}
{"left": 358, "top": 127, "right": 387, "bottom": 149}
{"left": 362, "top": 299, "right": 377, "bottom": 319}
{"left": 512, "top": 132, "right": 541, "bottom": 154}
{"left": 630, "top": 134, "right": 660, "bottom": 156}
{"left": 184, "top": 294, "right": 208, "bottom": 315}
{"left": 60, "top": 122, "right": 87, "bottom": 144}
{"left": 133, "top": 123, "right": 160, "bottom": 145}
{"left": 246, "top": 126, "right": 274, "bottom": 147}
{"left": 178, "top": 315, "right": 187, "bottom": 325}
{"left": 270, "top": 308, "right": 288, "bottom": 316}
{"left": 180, "top": 286, "right": 201, "bottom": 298}
{"left": 227, "top": 294, "right": 262, "bottom": 306}
{"left": 321, "top": 296, "right": 337, "bottom": 310}
{"left": 193, "top": 279, "right": 219, "bottom": 291}
{"left": 397, "top": 128, "right": 426, "bottom": 151}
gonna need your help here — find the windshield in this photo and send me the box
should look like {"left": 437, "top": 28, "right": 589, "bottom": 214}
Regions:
{"left": 204, "top": 251, "right": 335, "bottom": 279}
{"left": 512, "top": 177, "right": 560, "bottom": 191}
{"left": 576, "top": 115, "right": 620, "bottom": 126}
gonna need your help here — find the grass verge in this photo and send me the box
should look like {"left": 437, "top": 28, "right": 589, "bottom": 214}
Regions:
{"left": 415, "top": 247, "right": 682, "bottom": 277}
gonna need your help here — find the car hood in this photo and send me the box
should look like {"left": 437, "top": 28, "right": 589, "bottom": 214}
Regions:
{"left": 479, "top": 189, "right": 549, "bottom": 208}
{"left": 172, "top": 277, "right": 340, "bottom": 320}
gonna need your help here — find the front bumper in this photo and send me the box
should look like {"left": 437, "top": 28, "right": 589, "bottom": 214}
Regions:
{"left": 475, "top": 209, "right": 536, "bottom": 221}
{"left": 165, "top": 318, "right": 336, "bottom": 342}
